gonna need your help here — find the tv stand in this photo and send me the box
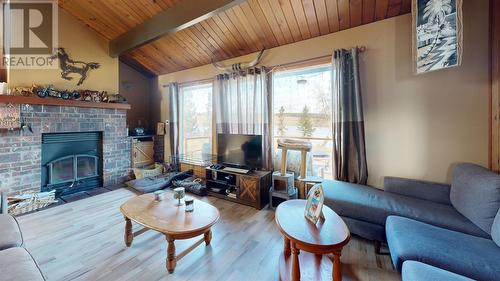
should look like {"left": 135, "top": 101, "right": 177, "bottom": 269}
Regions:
{"left": 205, "top": 167, "right": 271, "bottom": 209}
{"left": 222, "top": 167, "right": 251, "bottom": 174}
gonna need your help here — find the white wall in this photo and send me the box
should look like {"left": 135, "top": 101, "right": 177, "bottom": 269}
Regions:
{"left": 9, "top": 9, "right": 119, "bottom": 93}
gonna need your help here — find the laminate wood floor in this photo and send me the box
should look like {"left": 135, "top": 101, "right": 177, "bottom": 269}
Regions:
{"left": 17, "top": 188, "right": 399, "bottom": 281}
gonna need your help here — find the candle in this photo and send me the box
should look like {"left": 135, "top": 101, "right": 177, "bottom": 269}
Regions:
{"left": 0, "top": 83, "right": 8, "bottom": 95}
{"left": 154, "top": 190, "right": 164, "bottom": 201}
{"left": 185, "top": 197, "right": 194, "bottom": 212}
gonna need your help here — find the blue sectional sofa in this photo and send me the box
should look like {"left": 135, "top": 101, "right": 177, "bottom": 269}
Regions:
{"left": 323, "top": 163, "right": 500, "bottom": 280}
{"left": 402, "top": 261, "right": 475, "bottom": 281}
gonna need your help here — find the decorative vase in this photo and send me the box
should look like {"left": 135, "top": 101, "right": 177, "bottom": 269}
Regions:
{"left": 173, "top": 187, "right": 185, "bottom": 206}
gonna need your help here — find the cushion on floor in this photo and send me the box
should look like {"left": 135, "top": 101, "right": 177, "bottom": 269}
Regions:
{"left": 126, "top": 170, "right": 192, "bottom": 193}
{"left": 0, "top": 214, "right": 23, "bottom": 250}
{"left": 126, "top": 176, "right": 170, "bottom": 193}
{"left": 450, "top": 163, "right": 500, "bottom": 234}
{"left": 0, "top": 247, "right": 45, "bottom": 281}
{"left": 386, "top": 215, "right": 500, "bottom": 281}
{"left": 402, "top": 261, "right": 474, "bottom": 281}
{"left": 322, "top": 180, "right": 488, "bottom": 238}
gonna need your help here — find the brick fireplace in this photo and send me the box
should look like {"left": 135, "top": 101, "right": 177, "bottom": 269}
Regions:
{"left": 0, "top": 104, "right": 131, "bottom": 196}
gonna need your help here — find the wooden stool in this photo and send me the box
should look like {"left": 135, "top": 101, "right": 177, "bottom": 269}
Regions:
{"left": 277, "top": 140, "right": 312, "bottom": 179}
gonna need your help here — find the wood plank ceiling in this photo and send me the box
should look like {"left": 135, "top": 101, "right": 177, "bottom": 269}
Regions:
{"left": 59, "top": 0, "right": 411, "bottom": 76}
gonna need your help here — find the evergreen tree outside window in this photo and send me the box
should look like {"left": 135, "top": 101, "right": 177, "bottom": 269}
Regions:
{"left": 272, "top": 64, "right": 333, "bottom": 179}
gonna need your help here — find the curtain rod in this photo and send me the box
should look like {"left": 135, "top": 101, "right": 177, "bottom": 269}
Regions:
{"left": 162, "top": 46, "right": 367, "bottom": 87}
{"left": 162, "top": 77, "right": 214, "bottom": 88}
{"left": 267, "top": 45, "right": 366, "bottom": 70}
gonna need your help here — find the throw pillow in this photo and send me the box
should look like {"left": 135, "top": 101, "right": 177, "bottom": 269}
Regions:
{"left": 492, "top": 208, "right": 500, "bottom": 247}
{"left": 450, "top": 163, "right": 500, "bottom": 234}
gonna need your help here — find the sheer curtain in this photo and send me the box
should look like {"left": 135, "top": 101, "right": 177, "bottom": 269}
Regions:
{"left": 332, "top": 48, "right": 368, "bottom": 184}
{"left": 213, "top": 67, "right": 272, "bottom": 169}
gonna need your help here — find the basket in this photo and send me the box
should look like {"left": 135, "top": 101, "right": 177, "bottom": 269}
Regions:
{"left": 8, "top": 190, "right": 58, "bottom": 216}
{"left": 133, "top": 163, "right": 164, "bottom": 179}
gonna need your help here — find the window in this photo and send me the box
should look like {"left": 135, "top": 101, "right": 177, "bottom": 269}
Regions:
{"left": 179, "top": 82, "right": 213, "bottom": 162}
{"left": 272, "top": 64, "right": 333, "bottom": 179}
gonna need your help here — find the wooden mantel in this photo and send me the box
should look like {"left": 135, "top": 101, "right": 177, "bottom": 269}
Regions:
{"left": 0, "top": 95, "right": 131, "bottom": 110}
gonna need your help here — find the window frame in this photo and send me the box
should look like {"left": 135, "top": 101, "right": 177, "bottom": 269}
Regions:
{"left": 270, "top": 62, "right": 334, "bottom": 179}
{"left": 178, "top": 80, "right": 214, "bottom": 164}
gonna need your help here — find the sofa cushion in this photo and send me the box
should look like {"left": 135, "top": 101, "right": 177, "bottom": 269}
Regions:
{"left": 0, "top": 247, "right": 45, "bottom": 281}
{"left": 340, "top": 216, "right": 386, "bottom": 242}
{"left": 402, "top": 261, "right": 474, "bottom": 281}
{"left": 323, "top": 180, "right": 488, "bottom": 238}
{"left": 492, "top": 208, "right": 500, "bottom": 247}
{"left": 0, "top": 214, "right": 23, "bottom": 250}
{"left": 450, "top": 163, "right": 500, "bottom": 234}
{"left": 384, "top": 177, "right": 451, "bottom": 205}
{"left": 386, "top": 216, "right": 500, "bottom": 281}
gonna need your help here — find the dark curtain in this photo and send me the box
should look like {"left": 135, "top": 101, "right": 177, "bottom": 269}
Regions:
{"left": 332, "top": 48, "right": 368, "bottom": 184}
{"left": 168, "top": 82, "right": 180, "bottom": 162}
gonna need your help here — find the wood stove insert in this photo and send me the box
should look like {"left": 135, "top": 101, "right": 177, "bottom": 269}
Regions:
{"left": 41, "top": 132, "right": 103, "bottom": 196}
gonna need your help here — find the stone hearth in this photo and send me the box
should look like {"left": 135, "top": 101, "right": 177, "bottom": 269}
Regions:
{"left": 0, "top": 104, "right": 131, "bottom": 196}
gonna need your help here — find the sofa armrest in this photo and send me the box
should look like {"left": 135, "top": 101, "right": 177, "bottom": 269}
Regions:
{"left": 384, "top": 177, "right": 451, "bottom": 205}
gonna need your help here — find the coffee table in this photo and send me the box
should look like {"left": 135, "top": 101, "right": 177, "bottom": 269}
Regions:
{"left": 120, "top": 193, "right": 220, "bottom": 273}
{"left": 275, "top": 199, "right": 350, "bottom": 281}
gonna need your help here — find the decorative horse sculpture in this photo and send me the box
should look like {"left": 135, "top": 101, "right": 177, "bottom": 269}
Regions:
{"left": 51, "top": 48, "right": 100, "bottom": 86}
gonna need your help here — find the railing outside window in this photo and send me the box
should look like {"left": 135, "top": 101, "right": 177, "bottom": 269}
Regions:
{"left": 272, "top": 63, "right": 333, "bottom": 179}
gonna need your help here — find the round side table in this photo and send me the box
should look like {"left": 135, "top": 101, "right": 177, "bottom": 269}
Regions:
{"left": 275, "top": 199, "right": 350, "bottom": 281}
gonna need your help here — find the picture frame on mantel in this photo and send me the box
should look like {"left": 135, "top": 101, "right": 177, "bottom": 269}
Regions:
{"left": 412, "top": 0, "right": 463, "bottom": 74}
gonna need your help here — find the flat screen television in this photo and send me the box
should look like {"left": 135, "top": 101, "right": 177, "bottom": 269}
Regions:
{"left": 217, "top": 133, "right": 263, "bottom": 170}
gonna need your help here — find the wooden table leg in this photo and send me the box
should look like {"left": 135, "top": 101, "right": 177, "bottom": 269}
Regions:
{"left": 299, "top": 150, "right": 307, "bottom": 179}
{"left": 284, "top": 237, "right": 291, "bottom": 256}
{"left": 280, "top": 148, "right": 288, "bottom": 176}
{"left": 204, "top": 229, "right": 212, "bottom": 246}
{"left": 374, "top": 240, "right": 381, "bottom": 255}
{"left": 124, "top": 217, "right": 133, "bottom": 247}
{"left": 291, "top": 243, "right": 300, "bottom": 281}
{"left": 166, "top": 235, "right": 176, "bottom": 273}
{"left": 333, "top": 249, "right": 342, "bottom": 281}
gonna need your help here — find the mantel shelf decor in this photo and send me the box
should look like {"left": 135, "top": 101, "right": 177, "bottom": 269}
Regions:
{"left": 0, "top": 95, "right": 131, "bottom": 110}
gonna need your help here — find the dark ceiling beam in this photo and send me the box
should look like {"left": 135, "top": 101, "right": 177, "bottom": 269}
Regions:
{"left": 109, "top": 0, "right": 243, "bottom": 57}
{"left": 119, "top": 57, "right": 156, "bottom": 78}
